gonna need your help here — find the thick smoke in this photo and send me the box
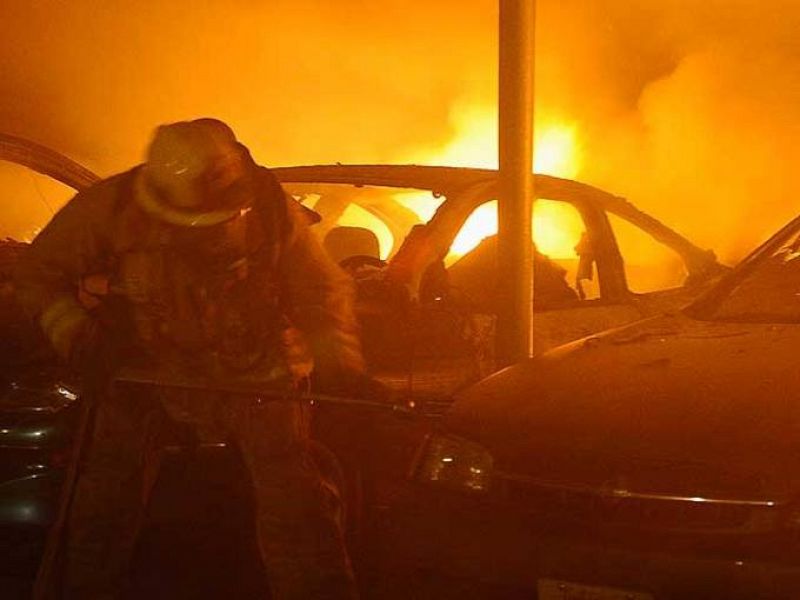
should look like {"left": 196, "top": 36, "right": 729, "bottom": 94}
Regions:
{"left": 2, "top": 0, "right": 800, "bottom": 262}
{"left": 540, "top": 0, "right": 800, "bottom": 263}
{"left": 0, "top": 0, "right": 492, "bottom": 171}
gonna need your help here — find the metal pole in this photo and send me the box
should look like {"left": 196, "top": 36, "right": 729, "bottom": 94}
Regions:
{"left": 497, "top": 0, "right": 536, "bottom": 365}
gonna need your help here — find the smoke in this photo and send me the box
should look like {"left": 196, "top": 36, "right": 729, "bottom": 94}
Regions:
{"left": 0, "top": 0, "right": 493, "bottom": 172}
{"left": 2, "top": 0, "right": 800, "bottom": 262}
{"left": 538, "top": 0, "right": 800, "bottom": 264}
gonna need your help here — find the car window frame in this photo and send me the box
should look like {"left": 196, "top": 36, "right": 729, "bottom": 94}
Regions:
{"left": 276, "top": 171, "right": 637, "bottom": 307}
{"left": 0, "top": 134, "right": 98, "bottom": 192}
{"left": 420, "top": 181, "right": 630, "bottom": 306}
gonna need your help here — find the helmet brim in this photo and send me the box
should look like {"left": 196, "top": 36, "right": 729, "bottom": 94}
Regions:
{"left": 133, "top": 169, "right": 251, "bottom": 227}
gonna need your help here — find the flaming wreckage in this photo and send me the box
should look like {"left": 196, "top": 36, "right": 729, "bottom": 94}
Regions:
{"left": 0, "top": 134, "right": 728, "bottom": 595}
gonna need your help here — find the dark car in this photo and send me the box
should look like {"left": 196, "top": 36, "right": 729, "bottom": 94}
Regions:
{"left": 376, "top": 216, "right": 800, "bottom": 599}
{"left": 0, "top": 133, "right": 724, "bottom": 595}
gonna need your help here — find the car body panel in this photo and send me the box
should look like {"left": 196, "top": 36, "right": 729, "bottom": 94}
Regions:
{"left": 446, "top": 312, "right": 800, "bottom": 501}
{"left": 379, "top": 216, "right": 800, "bottom": 598}
{"left": 374, "top": 485, "right": 800, "bottom": 599}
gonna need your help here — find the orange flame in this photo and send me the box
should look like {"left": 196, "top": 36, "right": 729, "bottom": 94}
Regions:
{"left": 305, "top": 106, "right": 585, "bottom": 264}
{"left": 337, "top": 204, "right": 394, "bottom": 260}
{"left": 409, "top": 106, "right": 584, "bottom": 262}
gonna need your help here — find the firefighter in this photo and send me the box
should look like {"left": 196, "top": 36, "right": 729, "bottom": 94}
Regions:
{"left": 15, "top": 118, "right": 365, "bottom": 599}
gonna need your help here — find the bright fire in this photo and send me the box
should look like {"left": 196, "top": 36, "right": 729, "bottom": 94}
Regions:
{"left": 337, "top": 204, "right": 394, "bottom": 260}
{"left": 417, "top": 105, "right": 582, "bottom": 179}
{"left": 449, "top": 199, "right": 584, "bottom": 263}
{"left": 405, "top": 106, "right": 584, "bottom": 262}
{"left": 320, "top": 105, "right": 585, "bottom": 262}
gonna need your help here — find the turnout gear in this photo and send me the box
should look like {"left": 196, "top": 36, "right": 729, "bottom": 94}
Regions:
{"left": 15, "top": 120, "right": 364, "bottom": 599}
{"left": 65, "top": 318, "right": 119, "bottom": 384}
{"left": 63, "top": 384, "right": 354, "bottom": 600}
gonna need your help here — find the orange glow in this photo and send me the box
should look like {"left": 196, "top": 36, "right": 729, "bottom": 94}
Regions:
{"left": 535, "top": 124, "right": 581, "bottom": 179}
{"left": 450, "top": 201, "right": 496, "bottom": 256}
{"left": 447, "top": 200, "right": 584, "bottom": 265}
{"left": 414, "top": 107, "right": 584, "bottom": 262}
{"left": 0, "top": 162, "right": 74, "bottom": 242}
{"left": 3, "top": 2, "right": 797, "bottom": 272}
{"left": 411, "top": 104, "right": 583, "bottom": 178}
{"left": 336, "top": 204, "right": 394, "bottom": 260}
{"left": 392, "top": 190, "right": 444, "bottom": 223}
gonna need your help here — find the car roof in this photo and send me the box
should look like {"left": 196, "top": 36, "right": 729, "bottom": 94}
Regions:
{"left": 272, "top": 164, "right": 722, "bottom": 278}
{"left": 271, "top": 163, "right": 614, "bottom": 204}
{"left": 0, "top": 133, "right": 99, "bottom": 191}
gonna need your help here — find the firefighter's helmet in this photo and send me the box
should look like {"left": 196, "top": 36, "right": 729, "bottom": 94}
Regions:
{"left": 135, "top": 118, "right": 255, "bottom": 227}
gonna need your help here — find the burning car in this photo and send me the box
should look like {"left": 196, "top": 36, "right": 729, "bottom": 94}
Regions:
{"left": 375, "top": 216, "right": 800, "bottom": 598}
{"left": 0, "top": 133, "right": 724, "bottom": 594}
{"left": 274, "top": 163, "right": 725, "bottom": 398}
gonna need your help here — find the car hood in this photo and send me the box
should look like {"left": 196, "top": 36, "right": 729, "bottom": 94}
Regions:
{"left": 446, "top": 313, "right": 800, "bottom": 502}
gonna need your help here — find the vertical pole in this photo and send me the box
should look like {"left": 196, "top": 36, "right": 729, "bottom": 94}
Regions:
{"left": 497, "top": 0, "right": 536, "bottom": 365}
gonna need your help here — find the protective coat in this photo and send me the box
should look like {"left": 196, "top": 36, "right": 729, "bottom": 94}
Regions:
{"left": 15, "top": 165, "right": 364, "bottom": 600}
{"left": 15, "top": 165, "right": 364, "bottom": 381}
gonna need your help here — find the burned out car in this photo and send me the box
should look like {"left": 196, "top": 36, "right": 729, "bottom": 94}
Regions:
{"left": 0, "top": 133, "right": 724, "bottom": 593}
{"left": 274, "top": 163, "right": 726, "bottom": 398}
{"left": 376, "top": 217, "right": 800, "bottom": 598}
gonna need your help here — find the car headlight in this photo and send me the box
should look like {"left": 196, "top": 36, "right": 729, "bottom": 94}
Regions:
{"left": 414, "top": 434, "right": 494, "bottom": 492}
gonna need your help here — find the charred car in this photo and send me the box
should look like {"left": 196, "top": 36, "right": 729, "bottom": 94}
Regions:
{"left": 274, "top": 163, "right": 725, "bottom": 398}
{"left": 0, "top": 133, "right": 724, "bottom": 593}
{"left": 376, "top": 216, "right": 800, "bottom": 599}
